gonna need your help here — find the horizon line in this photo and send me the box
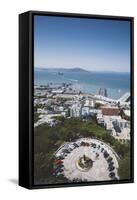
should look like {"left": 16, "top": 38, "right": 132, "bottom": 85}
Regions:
{"left": 34, "top": 66, "right": 130, "bottom": 73}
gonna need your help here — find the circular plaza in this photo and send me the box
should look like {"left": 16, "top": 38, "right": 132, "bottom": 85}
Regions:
{"left": 54, "top": 138, "right": 119, "bottom": 182}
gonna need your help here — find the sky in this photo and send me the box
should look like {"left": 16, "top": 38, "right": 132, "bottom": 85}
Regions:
{"left": 34, "top": 15, "right": 131, "bottom": 72}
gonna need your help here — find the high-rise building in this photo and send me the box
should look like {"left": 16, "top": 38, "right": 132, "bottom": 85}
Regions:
{"left": 98, "top": 88, "right": 108, "bottom": 97}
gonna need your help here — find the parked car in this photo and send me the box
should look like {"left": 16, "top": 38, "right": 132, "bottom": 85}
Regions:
{"left": 108, "top": 166, "right": 115, "bottom": 171}
{"left": 96, "top": 153, "right": 99, "bottom": 158}
{"left": 68, "top": 148, "right": 73, "bottom": 152}
{"left": 55, "top": 166, "right": 64, "bottom": 173}
{"left": 112, "top": 177, "right": 118, "bottom": 180}
{"left": 91, "top": 143, "right": 96, "bottom": 148}
{"left": 56, "top": 164, "right": 64, "bottom": 168}
{"left": 76, "top": 141, "right": 81, "bottom": 146}
{"left": 60, "top": 152, "right": 68, "bottom": 157}
{"left": 56, "top": 156, "right": 65, "bottom": 160}
{"left": 73, "top": 143, "right": 79, "bottom": 148}
{"left": 81, "top": 141, "right": 86, "bottom": 146}
{"left": 109, "top": 172, "right": 115, "bottom": 178}
{"left": 85, "top": 142, "right": 90, "bottom": 147}
{"left": 101, "top": 148, "right": 104, "bottom": 152}
{"left": 104, "top": 151, "right": 109, "bottom": 158}
{"left": 56, "top": 171, "right": 64, "bottom": 176}
{"left": 55, "top": 168, "right": 64, "bottom": 175}
{"left": 109, "top": 161, "right": 114, "bottom": 166}
{"left": 62, "top": 149, "right": 70, "bottom": 153}
{"left": 107, "top": 157, "right": 113, "bottom": 163}
{"left": 55, "top": 160, "right": 63, "bottom": 165}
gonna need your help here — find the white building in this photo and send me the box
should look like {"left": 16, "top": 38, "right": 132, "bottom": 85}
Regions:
{"left": 70, "top": 104, "right": 81, "bottom": 117}
{"left": 89, "top": 109, "right": 101, "bottom": 115}
{"left": 97, "top": 113, "right": 104, "bottom": 125}
{"left": 34, "top": 89, "right": 47, "bottom": 97}
{"left": 81, "top": 107, "right": 90, "bottom": 116}
{"left": 84, "top": 99, "right": 95, "bottom": 107}
{"left": 37, "top": 108, "right": 48, "bottom": 114}
{"left": 115, "top": 118, "right": 130, "bottom": 129}
{"left": 51, "top": 89, "right": 64, "bottom": 94}
{"left": 123, "top": 109, "right": 130, "bottom": 117}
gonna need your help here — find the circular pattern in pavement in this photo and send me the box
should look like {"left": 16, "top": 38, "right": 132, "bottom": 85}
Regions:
{"left": 55, "top": 138, "right": 119, "bottom": 182}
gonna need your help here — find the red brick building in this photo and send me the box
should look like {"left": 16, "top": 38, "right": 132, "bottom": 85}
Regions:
{"left": 101, "top": 106, "right": 119, "bottom": 116}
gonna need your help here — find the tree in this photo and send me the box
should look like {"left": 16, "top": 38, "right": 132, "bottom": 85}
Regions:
{"left": 118, "top": 152, "right": 130, "bottom": 179}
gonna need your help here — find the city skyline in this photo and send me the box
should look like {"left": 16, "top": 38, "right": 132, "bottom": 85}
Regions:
{"left": 34, "top": 16, "right": 131, "bottom": 72}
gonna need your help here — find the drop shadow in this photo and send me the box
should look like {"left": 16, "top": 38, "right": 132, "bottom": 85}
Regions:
{"left": 8, "top": 178, "right": 18, "bottom": 185}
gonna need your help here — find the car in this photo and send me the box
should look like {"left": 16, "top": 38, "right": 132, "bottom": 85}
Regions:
{"left": 57, "top": 168, "right": 64, "bottom": 172}
{"left": 55, "top": 160, "right": 63, "bottom": 165}
{"left": 107, "top": 157, "right": 113, "bottom": 163}
{"left": 73, "top": 143, "right": 79, "bottom": 148}
{"left": 62, "top": 149, "right": 70, "bottom": 153}
{"left": 55, "top": 168, "right": 64, "bottom": 175}
{"left": 108, "top": 166, "right": 115, "bottom": 171}
{"left": 109, "top": 161, "right": 114, "bottom": 166}
{"left": 64, "top": 144, "right": 70, "bottom": 149}
{"left": 56, "top": 156, "right": 65, "bottom": 160}
{"left": 54, "top": 163, "right": 64, "bottom": 169}
{"left": 108, "top": 162, "right": 113, "bottom": 167}
{"left": 101, "top": 148, "right": 104, "bottom": 152}
{"left": 104, "top": 151, "right": 109, "bottom": 158}
{"left": 56, "top": 171, "right": 64, "bottom": 176}
{"left": 60, "top": 152, "right": 68, "bottom": 157}
{"left": 72, "top": 178, "right": 81, "bottom": 183}
{"left": 81, "top": 141, "right": 86, "bottom": 146}
{"left": 112, "top": 177, "right": 118, "bottom": 180}
{"left": 55, "top": 166, "right": 64, "bottom": 173}
{"left": 76, "top": 141, "right": 79, "bottom": 146}
{"left": 66, "top": 143, "right": 74, "bottom": 150}
{"left": 96, "top": 153, "right": 99, "bottom": 158}
{"left": 91, "top": 143, "right": 96, "bottom": 148}
{"left": 85, "top": 142, "right": 90, "bottom": 147}
{"left": 109, "top": 172, "right": 115, "bottom": 178}
{"left": 68, "top": 148, "right": 73, "bottom": 152}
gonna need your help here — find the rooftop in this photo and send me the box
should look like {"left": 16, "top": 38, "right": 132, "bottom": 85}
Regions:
{"left": 101, "top": 106, "right": 119, "bottom": 116}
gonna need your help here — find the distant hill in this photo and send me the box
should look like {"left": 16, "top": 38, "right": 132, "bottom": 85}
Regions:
{"left": 35, "top": 67, "right": 129, "bottom": 74}
{"left": 35, "top": 67, "right": 89, "bottom": 73}
{"left": 67, "top": 68, "right": 89, "bottom": 72}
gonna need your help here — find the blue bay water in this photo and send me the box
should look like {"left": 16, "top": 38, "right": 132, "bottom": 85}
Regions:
{"left": 34, "top": 68, "right": 130, "bottom": 99}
